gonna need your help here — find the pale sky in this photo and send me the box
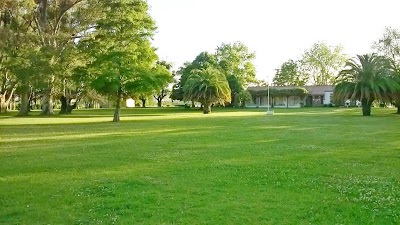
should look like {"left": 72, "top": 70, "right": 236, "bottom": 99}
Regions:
{"left": 147, "top": 0, "right": 400, "bottom": 81}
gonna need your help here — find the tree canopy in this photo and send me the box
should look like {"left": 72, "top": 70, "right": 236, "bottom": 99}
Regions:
{"left": 301, "top": 42, "right": 347, "bottom": 85}
{"left": 273, "top": 59, "right": 307, "bottom": 86}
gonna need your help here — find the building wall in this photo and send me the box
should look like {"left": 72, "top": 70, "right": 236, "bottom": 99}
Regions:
{"left": 273, "top": 96, "right": 302, "bottom": 108}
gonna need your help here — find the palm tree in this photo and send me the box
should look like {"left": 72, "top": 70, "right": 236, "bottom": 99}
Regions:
{"left": 183, "top": 67, "right": 231, "bottom": 114}
{"left": 334, "top": 54, "right": 400, "bottom": 116}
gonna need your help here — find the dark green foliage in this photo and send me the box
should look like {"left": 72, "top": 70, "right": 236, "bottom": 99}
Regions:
{"left": 237, "top": 90, "right": 252, "bottom": 107}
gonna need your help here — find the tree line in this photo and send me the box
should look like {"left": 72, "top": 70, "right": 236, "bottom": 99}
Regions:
{"left": 0, "top": 0, "right": 172, "bottom": 122}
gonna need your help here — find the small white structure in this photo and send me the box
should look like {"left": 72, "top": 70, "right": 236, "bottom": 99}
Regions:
{"left": 356, "top": 100, "right": 362, "bottom": 107}
{"left": 126, "top": 98, "right": 135, "bottom": 108}
{"left": 345, "top": 99, "right": 351, "bottom": 108}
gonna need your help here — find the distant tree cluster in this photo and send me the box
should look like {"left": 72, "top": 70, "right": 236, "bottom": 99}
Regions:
{"left": 171, "top": 42, "right": 256, "bottom": 113}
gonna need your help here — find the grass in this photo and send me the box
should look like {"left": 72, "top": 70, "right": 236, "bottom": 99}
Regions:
{"left": 0, "top": 107, "right": 399, "bottom": 224}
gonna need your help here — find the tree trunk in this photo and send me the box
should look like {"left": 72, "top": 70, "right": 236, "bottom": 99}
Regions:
{"left": 157, "top": 99, "right": 162, "bottom": 107}
{"left": 286, "top": 96, "right": 289, "bottom": 108}
{"left": 41, "top": 91, "right": 54, "bottom": 115}
{"left": 1, "top": 87, "right": 16, "bottom": 113}
{"left": 272, "top": 97, "right": 275, "bottom": 108}
{"left": 230, "top": 92, "right": 236, "bottom": 107}
{"left": 113, "top": 92, "right": 122, "bottom": 122}
{"left": 141, "top": 99, "right": 146, "bottom": 108}
{"left": 397, "top": 106, "right": 400, "bottom": 114}
{"left": 203, "top": 103, "right": 211, "bottom": 114}
{"left": 361, "top": 98, "right": 372, "bottom": 116}
{"left": 59, "top": 96, "right": 68, "bottom": 114}
{"left": 18, "top": 91, "right": 29, "bottom": 116}
{"left": 0, "top": 94, "right": 7, "bottom": 113}
{"left": 59, "top": 96, "right": 78, "bottom": 114}
{"left": 66, "top": 103, "right": 77, "bottom": 114}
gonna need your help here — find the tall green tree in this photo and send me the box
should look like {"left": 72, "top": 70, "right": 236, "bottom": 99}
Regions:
{"left": 183, "top": 67, "right": 231, "bottom": 114}
{"left": 301, "top": 42, "right": 346, "bottom": 85}
{"left": 215, "top": 42, "right": 256, "bottom": 106}
{"left": 273, "top": 59, "right": 307, "bottom": 86}
{"left": 373, "top": 27, "right": 400, "bottom": 113}
{"left": 334, "top": 54, "right": 400, "bottom": 116}
{"left": 88, "top": 0, "right": 158, "bottom": 122}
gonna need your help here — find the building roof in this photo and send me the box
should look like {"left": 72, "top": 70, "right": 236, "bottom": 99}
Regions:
{"left": 247, "top": 85, "right": 334, "bottom": 95}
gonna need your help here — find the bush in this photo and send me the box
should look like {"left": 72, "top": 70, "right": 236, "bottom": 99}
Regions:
{"left": 323, "top": 103, "right": 334, "bottom": 107}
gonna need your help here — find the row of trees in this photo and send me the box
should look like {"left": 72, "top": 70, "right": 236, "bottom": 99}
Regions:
{"left": 170, "top": 42, "right": 256, "bottom": 113}
{"left": 0, "top": 0, "right": 172, "bottom": 121}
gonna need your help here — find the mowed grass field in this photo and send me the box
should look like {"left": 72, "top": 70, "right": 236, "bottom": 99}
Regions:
{"left": 0, "top": 107, "right": 399, "bottom": 224}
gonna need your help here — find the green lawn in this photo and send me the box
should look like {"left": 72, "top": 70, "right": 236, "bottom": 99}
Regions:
{"left": 0, "top": 107, "right": 399, "bottom": 224}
